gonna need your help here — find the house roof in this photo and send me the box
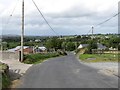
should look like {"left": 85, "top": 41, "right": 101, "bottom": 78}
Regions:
{"left": 7, "top": 46, "right": 30, "bottom": 52}
{"left": 38, "top": 46, "right": 46, "bottom": 51}
{"left": 97, "top": 43, "right": 106, "bottom": 50}
{"left": 78, "top": 43, "right": 106, "bottom": 50}
{"left": 78, "top": 44, "right": 89, "bottom": 49}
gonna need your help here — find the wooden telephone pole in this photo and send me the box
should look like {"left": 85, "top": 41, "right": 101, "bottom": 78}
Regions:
{"left": 21, "top": 0, "right": 24, "bottom": 62}
{"left": 92, "top": 26, "right": 94, "bottom": 39}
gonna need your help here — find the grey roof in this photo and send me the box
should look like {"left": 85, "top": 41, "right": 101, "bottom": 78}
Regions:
{"left": 7, "top": 46, "right": 30, "bottom": 52}
{"left": 81, "top": 44, "right": 89, "bottom": 47}
{"left": 97, "top": 43, "right": 106, "bottom": 50}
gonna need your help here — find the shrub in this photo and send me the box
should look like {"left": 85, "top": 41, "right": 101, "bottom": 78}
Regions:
{"left": 57, "top": 50, "right": 67, "bottom": 55}
{"left": 23, "top": 53, "right": 61, "bottom": 64}
{"left": 2, "top": 73, "right": 11, "bottom": 88}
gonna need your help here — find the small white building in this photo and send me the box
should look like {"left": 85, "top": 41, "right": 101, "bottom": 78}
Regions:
{"left": 109, "top": 47, "right": 118, "bottom": 50}
{"left": 78, "top": 43, "right": 107, "bottom": 50}
{"left": 34, "top": 46, "right": 47, "bottom": 53}
{"left": 35, "top": 39, "right": 41, "bottom": 42}
{"left": 38, "top": 46, "right": 46, "bottom": 51}
{"left": 78, "top": 44, "right": 89, "bottom": 49}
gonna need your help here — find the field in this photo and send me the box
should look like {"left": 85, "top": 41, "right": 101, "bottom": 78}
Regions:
{"left": 79, "top": 54, "right": 119, "bottom": 62}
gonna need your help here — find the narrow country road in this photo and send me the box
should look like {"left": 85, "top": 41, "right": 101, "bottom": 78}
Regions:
{"left": 18, "top": 53, "right": 118, "bottom": 88}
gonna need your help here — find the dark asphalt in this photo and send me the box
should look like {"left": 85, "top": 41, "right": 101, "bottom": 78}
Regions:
{"left": 18, "top": 53, "right": 118, "bottom": 88}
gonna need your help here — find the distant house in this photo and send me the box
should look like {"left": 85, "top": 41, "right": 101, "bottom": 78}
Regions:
{"left": 78, "top": 43, "right": 106, "bottom": 50}
{"left": 105, "top": 36, "right": 109, "bottom": 39}
{"left": 109, "top": 47, "right": 118, "bottom": 50}
{"left": 35, "top": 39, "right": 41, "bottom": 42}
{"left": 34, "top": 46, "right": 47, "bottom": 53}
{"left": 97, "top": 43, "right": 107, "bottom": 50}
{"left": 7, "top": 46, "right": 33, "bottom": 54}
{"left": 78, "top": 44, "right": 89, "bottom": 49}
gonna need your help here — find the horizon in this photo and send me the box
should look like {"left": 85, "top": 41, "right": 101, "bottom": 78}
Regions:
{"left": 1, "top": 33, "right": 119, "bottom": 37}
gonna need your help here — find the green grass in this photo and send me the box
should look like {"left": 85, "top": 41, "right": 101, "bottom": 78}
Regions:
{"left": 79, "top": 54, "right": 119, "bottom": 62}
{"left": 2, "top": 73, "right": 11, "bottom": 88}
{"left": 23, "top": 53, "right": 61, "bottom": 64}
{"left": 0, "top": 64, "right": 8, "bottom": 70}
{"left": 0, "top": 63, "right": 11, "bottom": 88}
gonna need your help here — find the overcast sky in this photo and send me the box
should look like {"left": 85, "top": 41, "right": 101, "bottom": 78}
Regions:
{"left": 0, "top": 0, "right": 119, "bottom": 36}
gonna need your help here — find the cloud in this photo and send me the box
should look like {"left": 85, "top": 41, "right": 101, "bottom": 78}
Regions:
{"left": 1, "top": 0, "right": 119, "bottom": 35}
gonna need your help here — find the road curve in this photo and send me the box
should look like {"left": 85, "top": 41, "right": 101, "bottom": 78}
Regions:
{"left": 18, "top": 53, "right": 118, "bottom": 88}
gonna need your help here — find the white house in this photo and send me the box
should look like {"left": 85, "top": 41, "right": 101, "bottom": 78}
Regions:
{"left": 34, "top": 46, "right": 47, "bottom": 53}
{"left": 35, "top": 39, "right": 41, "bottom": 42}
{"left": 38, "top": 46, "right": 46, "bottom": 51}
{"left": 78, "top": 43, "right": 107, "bottom": 50}
{"left": 78, "top": 44, "right": 89, "bottom": 49}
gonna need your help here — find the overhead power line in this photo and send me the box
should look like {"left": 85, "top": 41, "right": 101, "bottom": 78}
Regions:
{"left": 87, "top": 12, "right": 120, "bottom": 35}
{"left": 10, "top": 0, "right": 20, "bottom": 17}
{"left": 32, "top": 0, "right": 58, "bottom": 36}
{"left": 96, "top": 12, "right": 120, "bottom": 26}
{"left": 87, "top": 29, "right": 92, "bottom": 35}
{"left": 3, "top": 0, "right": 19, "bottom": 31}
{"left": 7, "top": 0, "right": 20, "bottom": 24}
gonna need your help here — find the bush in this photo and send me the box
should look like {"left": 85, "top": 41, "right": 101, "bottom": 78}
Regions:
{"left": 66, "top": 42, "right": 75, "bottom": 51}
{"left": 1, "top": 63, "right": 10, "bottom": 89}
{"left": 75, "top": 48, "right": 81, "bottom": 54}
{"left": 57, "top": 50, "right": 67, "bottom": 55}
{"left": 87, "top": 41, "right": 97, "bottom": 54}
{"left": 23, "top": 53, "right": 60, "bottom": 64}
{"left": 2, "top": 73, "right": 11, "bottom": 88}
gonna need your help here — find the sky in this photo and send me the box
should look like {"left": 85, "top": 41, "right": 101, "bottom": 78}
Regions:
{"left": 0, "top": 0, "right": 119, "bottom": 36}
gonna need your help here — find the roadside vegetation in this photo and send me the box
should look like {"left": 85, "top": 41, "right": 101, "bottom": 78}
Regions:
{"left": 0, "top": 63, "right": 11, "bottom": 88}
{"left": 2, "top": 34, "right": 119, "bottom": 51}
{"left": 2, "top": 73, "right": 11, "bottom": 88}
{"left": 23, "top": 51, "right": 67, "bottom": 64}
{"left": 79, "top": 54, "right": 119, "bottom": 62}
{"left": 2, "top": 34, "right": 120, "bottom": 64}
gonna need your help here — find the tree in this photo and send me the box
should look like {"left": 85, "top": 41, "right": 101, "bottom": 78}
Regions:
{"left": 62, "top": 42, "right": 67, "bottom": 50}
{"left": 66, "top": 42, "right": 75, "bottom": 51}
{"left": 118, "top": 44, "right": 120, "bottom": 50}
{"left": 87, "top": 40, "right": 97, "bottom": 54}
{"left": 45, "top": 37, "right": 63, "bottom": 51}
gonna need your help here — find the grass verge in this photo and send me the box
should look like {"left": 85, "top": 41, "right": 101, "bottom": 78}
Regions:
{"left": 23, "top": 52, "right": 62, "bottom": 64}
{"left": 2, "top": 73, "right": 11, "bottom": 88}
{"left": 0, "top": 63, "right": 11, "bottom": 88}
{"left": 79, "top": 54, "right": 119, "bottom": 62}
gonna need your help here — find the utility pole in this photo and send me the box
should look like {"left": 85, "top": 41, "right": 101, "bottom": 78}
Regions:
{"left": 21, "top": 0, "right": 24, "bottom": 62}
{"left": 92, "top": 26, "right": 94, "bottom": 39}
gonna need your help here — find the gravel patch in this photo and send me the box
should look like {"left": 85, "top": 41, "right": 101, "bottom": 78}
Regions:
{"left": 79, "top": 61, "right": 119, "bottom": 77}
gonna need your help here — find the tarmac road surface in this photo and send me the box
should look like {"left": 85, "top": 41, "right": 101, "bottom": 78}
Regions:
{"left": 18, "top": 53, "right": 118, "bottom": 88}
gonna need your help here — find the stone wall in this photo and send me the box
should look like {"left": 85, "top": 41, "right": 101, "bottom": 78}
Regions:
{"left": 0, "top": 51, "right": 19, "bottom": 60}
{"left": 92, "top": 50, "right": 120, "bottom": 54}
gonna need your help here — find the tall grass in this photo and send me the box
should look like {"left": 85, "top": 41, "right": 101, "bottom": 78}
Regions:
{"left": 23, "top": 53, "right": 60, "bottom": 64}
{"left": 2, "top": 73, "right": 11, "bottom": 88}
{"left": 79, "top": 54, "right": 119, "bottom": 62}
